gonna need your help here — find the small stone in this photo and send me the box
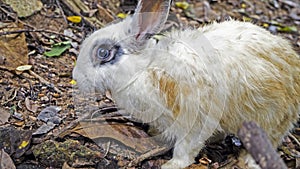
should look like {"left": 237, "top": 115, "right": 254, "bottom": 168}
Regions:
{"left": 40, "top": 96, "right": 49, "bottom": 102}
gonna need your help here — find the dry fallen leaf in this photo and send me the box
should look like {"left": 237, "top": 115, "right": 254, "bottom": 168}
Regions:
{"left": 0, "top": 22, "right": 28, "bottom": 70}
{"left": 0, "top": 126, "right": 32, "bottom": 158}
{"left": 199, "top": 157, "right": 212, "bottom": 165}
{"left": 0, "top": 149, "right": 16, "bottom": 169}
{"left": 186, "top": 164, "right": 208, "bottom": 169}
{"left": 32, "top": 122, "right": 56, "bottom": 135}
{"left": 25, "top": 97, "right": 38, "bottom": 113}
{"left": 296, "top": 157, "right": 300, "bottom": 168}
{"left": 175, "top": 2, "right": 190, "bottom": 10}
{"left": 0, "top": 108, "right": 10, "bottom": 124}
{"left": 15, "top": 65, "right": 32, "bottom": 72}
{"left": 37, "top": 106, "right": 62, "bottom": 123}
{"left": 62, "top": 162, "right": 75, "bottom": 169}
{"left": 3, "top": 0, "right": 43, "bottom": 17}
{"left": 117, "top": 13, "right": 128, "bottom": 19}
{"left": 73, "top": 121, "right": 160, "bottom": 154}
{"left": 70, "top": 79, "right": 77, "bottom": 85}
{"left": 67, "top": 16, "right": 82, "bottom": 23}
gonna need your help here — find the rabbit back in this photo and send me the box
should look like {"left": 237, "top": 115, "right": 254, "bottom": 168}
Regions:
{"left": 116, "top": 20, "right": 300, "bottom": 146}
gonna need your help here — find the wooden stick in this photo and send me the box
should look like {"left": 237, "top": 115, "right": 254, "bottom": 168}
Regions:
{"left": 28, "top": 70, "right": 62, "bottom": 94}
{"left": 237, "top": 121, "right": 287, "bottom": 169}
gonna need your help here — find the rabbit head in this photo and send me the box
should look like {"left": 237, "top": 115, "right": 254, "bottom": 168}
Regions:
{"left": 73, "top": 0, "right": 172, "bottom": 94}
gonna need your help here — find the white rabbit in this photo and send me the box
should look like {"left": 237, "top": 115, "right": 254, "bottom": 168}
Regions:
{"left": 73, "top": 0, "right": 300, "bottom": 168}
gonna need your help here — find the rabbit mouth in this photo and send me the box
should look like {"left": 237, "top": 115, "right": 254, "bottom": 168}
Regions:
{"left": 74, "top": 78, "right": 94, "bottom": 93}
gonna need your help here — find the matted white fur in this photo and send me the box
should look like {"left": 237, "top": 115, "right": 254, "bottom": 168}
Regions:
{"left": 73, "top": 1, "right": 300, "bottom": 168}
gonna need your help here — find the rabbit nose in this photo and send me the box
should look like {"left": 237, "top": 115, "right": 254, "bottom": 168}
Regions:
{"left": 72, "top": 69, "right": 77, "bottom": 81}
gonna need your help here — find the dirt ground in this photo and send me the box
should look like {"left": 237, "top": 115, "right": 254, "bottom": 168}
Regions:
{"left": 0, "top": 0, "right": 300, "bottom": 168}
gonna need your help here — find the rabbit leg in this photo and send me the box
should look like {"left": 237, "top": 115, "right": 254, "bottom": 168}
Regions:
{"left": 161, "top": 137, "right": 204, "bottom": 169}
{"left": 237, "top": 150, "right": 261, "bottom": 169}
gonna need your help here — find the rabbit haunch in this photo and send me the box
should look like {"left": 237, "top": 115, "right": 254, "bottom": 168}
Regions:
{"left": 73, "top": 0, "right": 300, "bottom": 168}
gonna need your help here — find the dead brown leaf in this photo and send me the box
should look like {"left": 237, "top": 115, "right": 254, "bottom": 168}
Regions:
{"left": 0, "top": 22, "right": 28, "bottom": 70}
{"left": 296, "top": 157, "right": 300, "bottom": 168}
{"left": 25, "top": 97, "right": 38, "bottom": 113}
{"left": 73, "top": 121, "right": 160, "bottom": 154}
{"left": 0, "top": 108, "right": 10, "bottom": 125}
{"left": 186, "top": 164, "right": 208, "bottom": 169}
{"left": 2, "top": 0, "right": 43, "bottom": 17}
{"left": 0, "top": 149, "right": 16, "bottom": 169}
{"left": 0, "top": 126, "right": 32, "bottom": 158}
{"left": 62, "top": 162, "right": 75, "bottom": 169}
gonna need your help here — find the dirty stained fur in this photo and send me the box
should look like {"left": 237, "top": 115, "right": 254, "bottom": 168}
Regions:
{"left": 72, "top": 0, "right": 300, "bottom": 168}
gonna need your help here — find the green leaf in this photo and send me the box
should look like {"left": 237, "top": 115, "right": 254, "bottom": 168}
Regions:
{"left": 44, "top": 41, "right": 71, "bottom": 57}
{"left": 277, "top": 26, "right": 297, "bottom": 33}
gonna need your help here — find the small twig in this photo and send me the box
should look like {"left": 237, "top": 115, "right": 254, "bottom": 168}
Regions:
{"left": 128, "top": 146, "right": 170, "bottom": 167}
{"left": 289, "top": 133, "right": 300, "bottom": 147}
{"left": 84, "top": 115, "right": 132, "bottom": 123}
{"left": 55, "top": 0, "right": 68, "bottom": 24}
{"left": 0, "top": 6, "right": 18, "bottom": 19}
{"left": 29, "top": 70, "right": 62, "bottom": 94}
{"left": 103, "top": 141, "right": 111, "bottom": 158}
{"left": 1, "top": 88, "right": 18, "bottom": 106}
{"left": 0, "top": 65, "right": 13, "bottom": 71}
{"left": 90, "top": 106, "right": 120, "bottom": 116}
{"left": 0, "top": 28, "right": 80, "bottom": 43}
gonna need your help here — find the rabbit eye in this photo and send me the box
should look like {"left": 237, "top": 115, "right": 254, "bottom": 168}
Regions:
{"left": 95, "top": 46, "right": 115, "bottom": 64}
{"left": 92, "top": 39, "right": 124, "bottom": 66}
{"left": 97, "top": 48, "right": 110, "bottom": 59}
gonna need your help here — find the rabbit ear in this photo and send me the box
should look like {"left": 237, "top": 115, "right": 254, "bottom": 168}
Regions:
{"left": 131, "top": 0, "right": 172, "bottom": 41}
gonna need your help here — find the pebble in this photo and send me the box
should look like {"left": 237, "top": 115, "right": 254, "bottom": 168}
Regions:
{"left": 40, "top": 96, "right": 49, "bottom": 102}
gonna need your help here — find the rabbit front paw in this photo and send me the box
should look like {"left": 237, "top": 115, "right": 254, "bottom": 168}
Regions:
{"left": 161, "top": 158, "right": 193, "bottom": 169}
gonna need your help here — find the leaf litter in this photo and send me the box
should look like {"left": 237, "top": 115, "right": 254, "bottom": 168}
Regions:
{"left": 0, "top": 0, "right": 299, "bottom": 169}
